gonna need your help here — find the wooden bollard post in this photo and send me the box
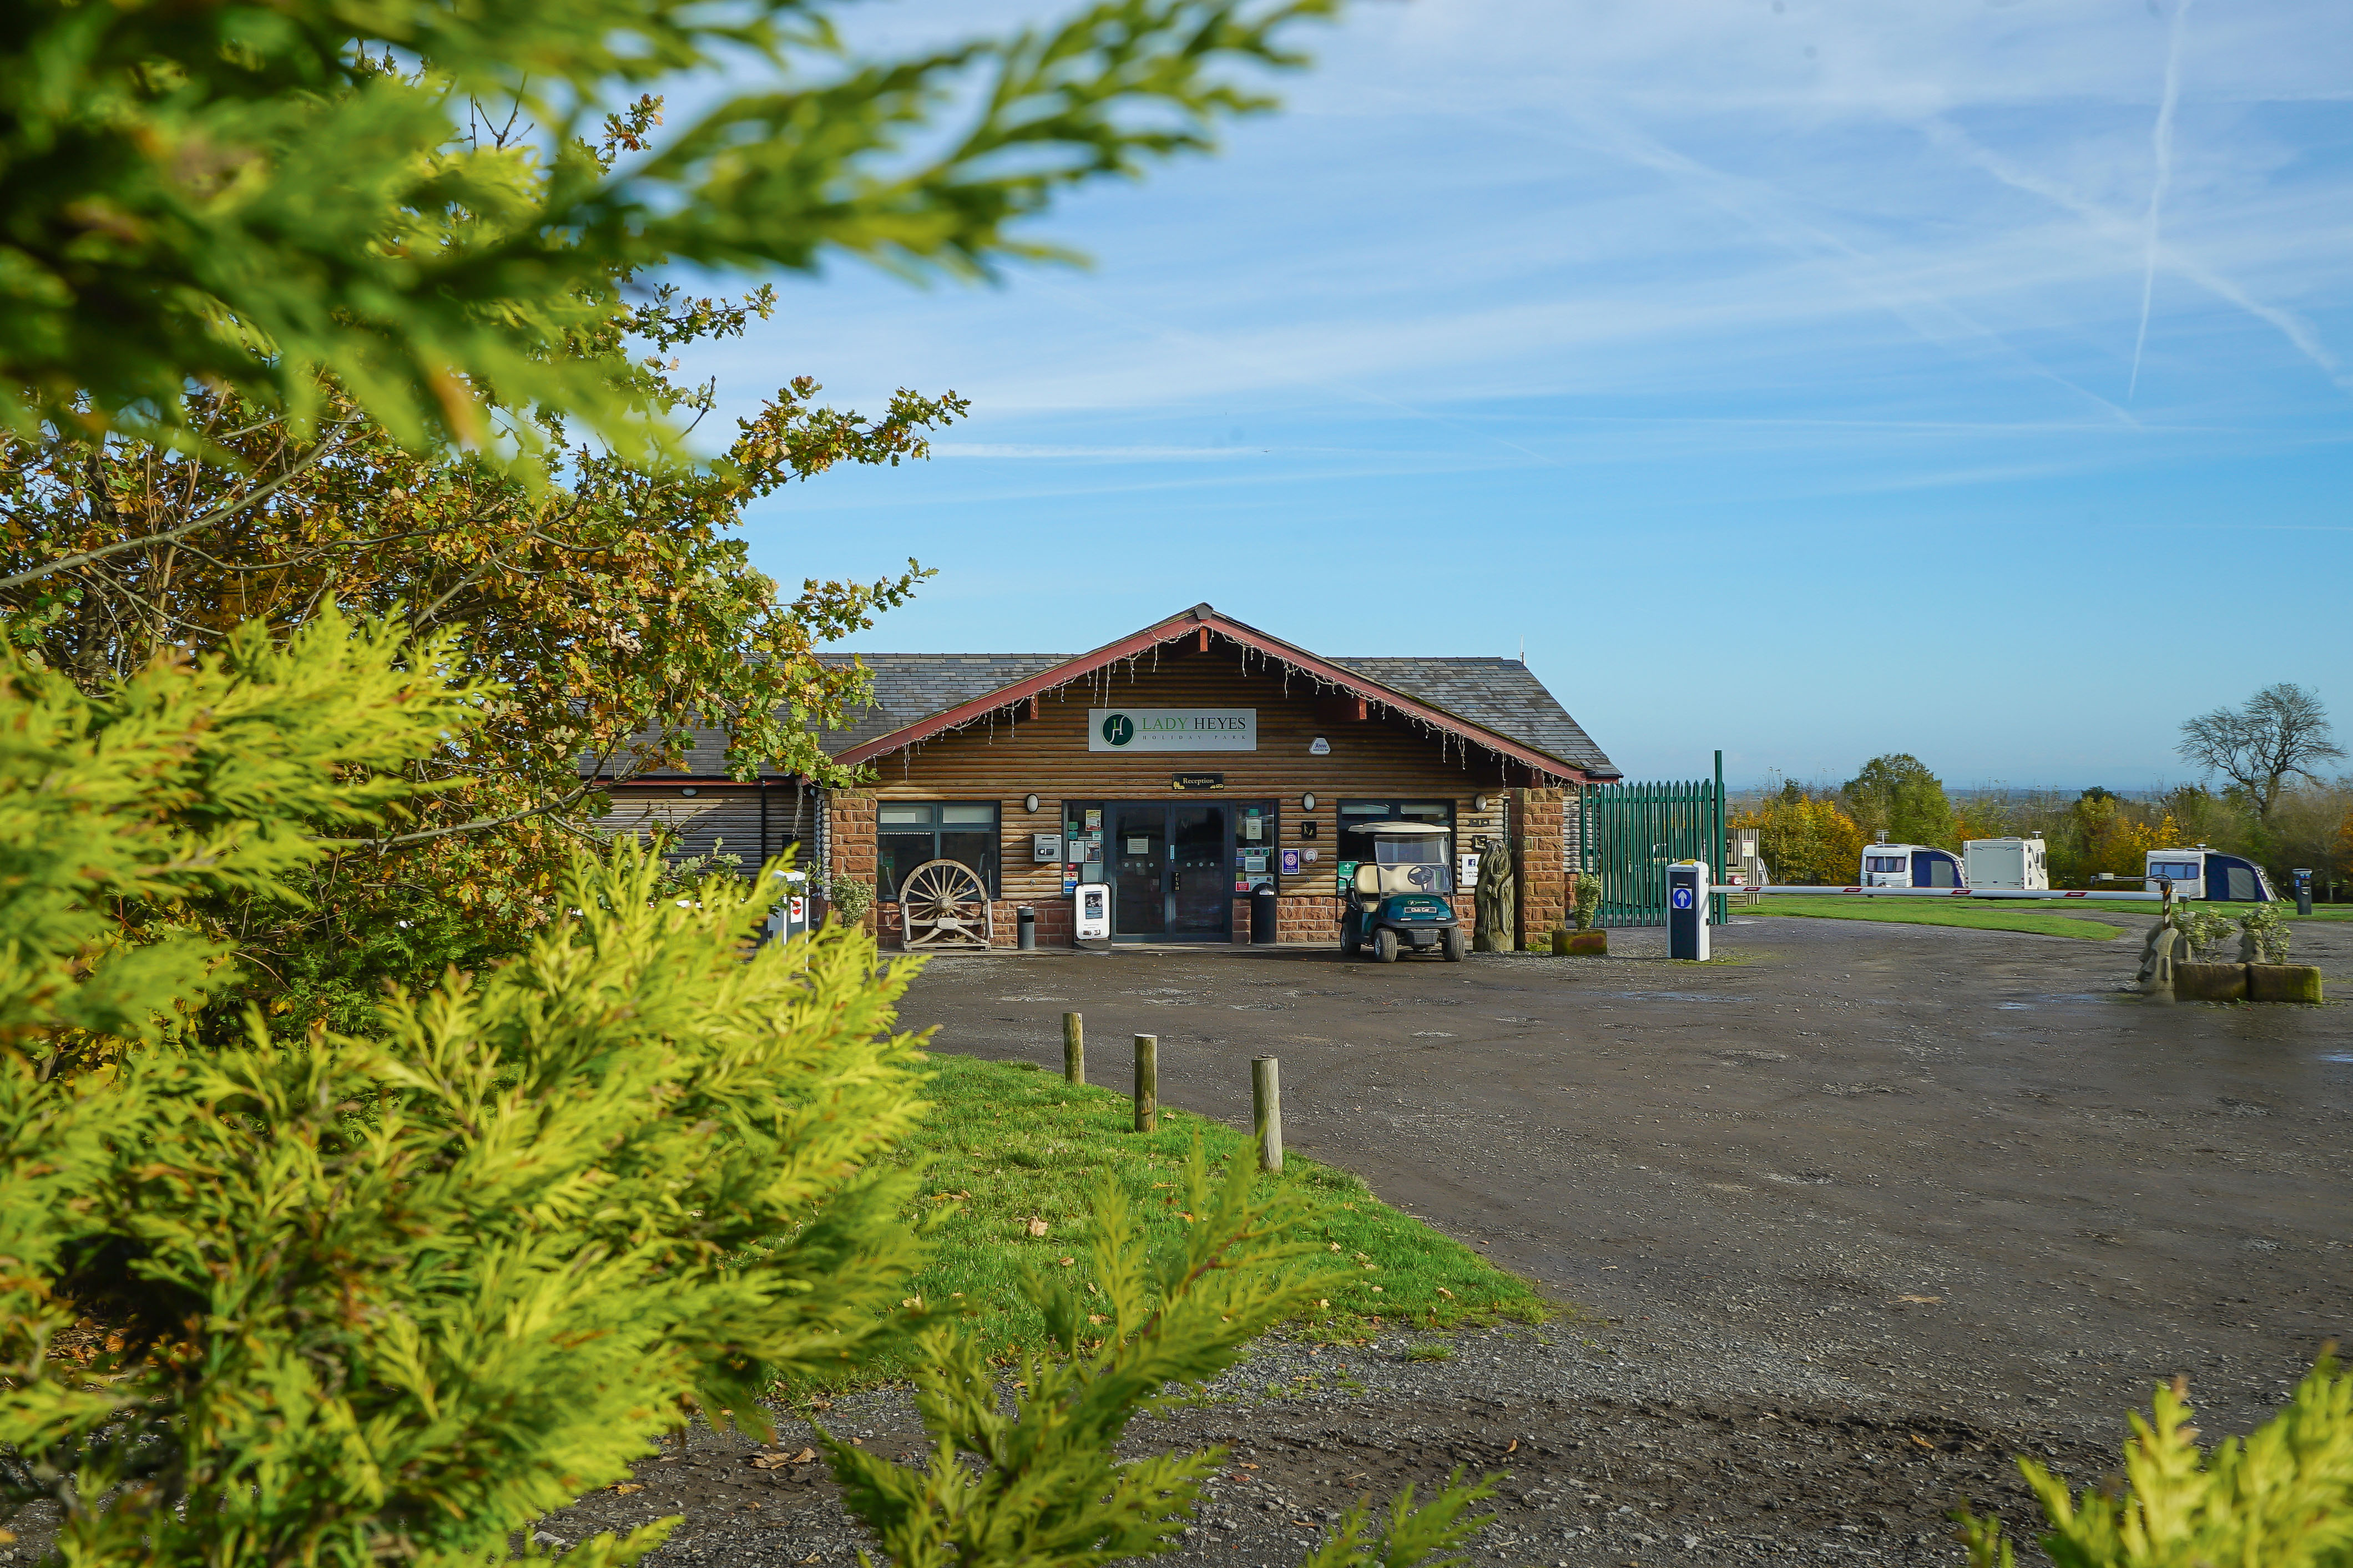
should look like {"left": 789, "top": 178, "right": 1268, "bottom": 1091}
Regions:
{"left": 1252, "top": 1055, "right": 1282, "bottom": 1174}
{"left": 1133, "top": 1035, "right": 1158, "bottom": 1133}
{"left": 1062, "top": 1012, "right": 1085, "bottom": 1085}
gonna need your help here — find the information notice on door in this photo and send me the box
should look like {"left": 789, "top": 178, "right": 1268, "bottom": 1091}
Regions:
{"left": 1088, "top": 709, "right": 1256, "bottom": 752}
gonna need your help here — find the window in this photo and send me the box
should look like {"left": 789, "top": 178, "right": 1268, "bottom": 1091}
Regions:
{"left": 1865, "top": 855, "right": 1905, "bottom": 874}
{"left": 1337, "top": 800, "right": 1457, "bottom": 889}
{"left": 876, "top": 802, "right": 1000, "bottom": 900}
{"left": 2148, "top": 860, "right": 2199, "bottom": 883}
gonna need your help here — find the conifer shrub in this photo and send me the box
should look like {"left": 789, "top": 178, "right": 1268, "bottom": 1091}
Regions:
{"left": 1960, "top": 1354, "right": 2353, "bottom": 1568}
{"left": 0, "top": 615, "right": 1494, "bottom": 1568}
{"left": 827, "top": 1154, "right": 1496, "bottom": 1568}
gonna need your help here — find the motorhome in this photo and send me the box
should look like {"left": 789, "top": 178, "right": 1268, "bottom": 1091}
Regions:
{"left": 1859, "top": 843, "right": 1967, "bottom": 889}
{"left": 2144, "top": 847, "right": 2275, "bottom": 903}
{"left": 1963, "top": 836, "right": 2049, "bottom": 892}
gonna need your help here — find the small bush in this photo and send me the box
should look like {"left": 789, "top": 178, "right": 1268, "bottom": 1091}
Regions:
{"left": 1960, "top": 1353, "right": 2353, "bottom": 1568}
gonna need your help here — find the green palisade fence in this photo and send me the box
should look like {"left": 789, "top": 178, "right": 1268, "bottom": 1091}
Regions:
{"left": 1577, "top": 752, "right": 1726, "bottom": 927}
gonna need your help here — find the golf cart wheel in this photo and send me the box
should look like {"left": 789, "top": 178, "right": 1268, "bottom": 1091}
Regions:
{"left": 1341, "top": 932, "right": 1361, "bottom": 957}
{"left": 1372, "top": 928, "right": 1400, "bottom": 963}
{"left": 1442, "top": 927, "right": 1467, "bottom": 962}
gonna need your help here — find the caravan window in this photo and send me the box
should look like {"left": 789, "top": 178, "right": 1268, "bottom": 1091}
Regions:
{"left": 1864, "top": 856, "right": 1905, "bottom": 874}
{"left": 2148, "top": 860, "right": 2199, "bottom": 883}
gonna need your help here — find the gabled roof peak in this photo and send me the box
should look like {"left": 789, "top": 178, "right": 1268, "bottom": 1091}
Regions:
{"left": 824, "top": 604, "right": 1614, "bottom": 783}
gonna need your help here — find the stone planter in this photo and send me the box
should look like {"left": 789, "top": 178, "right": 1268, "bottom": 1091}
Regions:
{"left": 2173, "top": 963, "right": 2249, "bottom": 1002}
{"left": 2247, "top": 964, "right": 2325, "bottom": 1004}
{"left": 1553, "top": 929, "right": 1607, "bottom": 957}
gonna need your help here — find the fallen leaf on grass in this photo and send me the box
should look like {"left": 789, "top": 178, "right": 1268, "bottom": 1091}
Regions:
{"left": 1436, "top": 1287, "right": 1455, "bottom": 1298}
{"left": 1057, "top": 1256, "right": 1075, "bottom": 1267}
{"left": 1026, "top": 1216, "right": 1049, "bottom": 1237}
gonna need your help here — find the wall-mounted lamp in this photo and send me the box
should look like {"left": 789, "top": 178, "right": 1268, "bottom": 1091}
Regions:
{"left": 1301, "top": 792, "right": 1317, "bottom": 811}
{"left": 680, "top": 787, "right": 700, "bottom": 797}
{"left": 1023, "top": 793, "right": 1041, "bottom": 813}
{"left": 1473, "top": 794, "right": 1490, "bottom": 811}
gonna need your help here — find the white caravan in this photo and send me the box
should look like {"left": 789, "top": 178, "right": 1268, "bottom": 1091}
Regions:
{"left": 1963, "top": 836, "right": 2049, "bottom": 892}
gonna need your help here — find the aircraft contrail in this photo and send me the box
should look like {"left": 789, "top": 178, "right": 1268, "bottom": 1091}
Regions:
{"left": 2129, "top": 0, "right": 2195, "bottom": 399}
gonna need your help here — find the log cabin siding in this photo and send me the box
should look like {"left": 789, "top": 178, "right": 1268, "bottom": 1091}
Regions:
{"left": 836, "top": 643, "right": 1566, "bottom": 946}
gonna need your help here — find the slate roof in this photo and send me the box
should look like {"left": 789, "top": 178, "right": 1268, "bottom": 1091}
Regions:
{"left": 604, "top": 634, "right": 1616, "bottom": 781}
{"left": 1331, "top": 657, "right": 1617, "bottom": 777}
{"left": 819, "top": 654, "right": 1069, "bottom": 759}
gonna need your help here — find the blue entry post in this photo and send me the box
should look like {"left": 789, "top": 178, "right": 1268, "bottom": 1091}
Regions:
{"left": 1668, "top": 859, "right": 1710, "bottom": 961}
{"left": 2294, "top": 867, "right": 2314, "bottom": 915}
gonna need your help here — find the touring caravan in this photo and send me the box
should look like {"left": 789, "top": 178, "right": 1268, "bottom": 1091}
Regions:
{"left": 2144, "top": 847, "right": 2276, "bottom": 903}
{"left": 1963, "top": 836, "right": 2049, "bottom": 892}
{"left": 1859, "top": 843, "right": 1967, "bottom": 889}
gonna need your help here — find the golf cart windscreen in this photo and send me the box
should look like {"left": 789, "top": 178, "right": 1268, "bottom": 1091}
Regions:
{"left": 1374, "top": 838, "right": 1446, "bottom": 864}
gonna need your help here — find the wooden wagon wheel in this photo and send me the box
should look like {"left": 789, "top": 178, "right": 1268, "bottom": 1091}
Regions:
{"left": 898, "top": 858, "right": 993, "bottom": 949}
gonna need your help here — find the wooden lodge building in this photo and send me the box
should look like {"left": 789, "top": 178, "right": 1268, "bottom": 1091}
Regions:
{"left": 595, "top": 604, "right": 1619, "bottom": 947}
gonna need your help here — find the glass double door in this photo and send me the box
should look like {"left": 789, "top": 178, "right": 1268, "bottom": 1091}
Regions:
{"left": 1109, "top": 803, "right": 1230, "bottom": 940}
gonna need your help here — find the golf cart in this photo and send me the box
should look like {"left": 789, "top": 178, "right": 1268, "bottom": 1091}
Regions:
{"left": 1340, "top": 821, "right": 1466, "bottom": 962}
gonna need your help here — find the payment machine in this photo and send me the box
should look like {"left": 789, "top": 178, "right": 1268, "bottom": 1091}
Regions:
{"left": 1667, "top": 859, "right": 1710, "bottom": 962}
{"left": 1074, "top": 881, "right": 1112, "bottom": 944}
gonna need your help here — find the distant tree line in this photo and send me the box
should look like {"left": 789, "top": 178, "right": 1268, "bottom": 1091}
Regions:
{"left": 1733, "top": 684, "right": 2349, "bottom": 897}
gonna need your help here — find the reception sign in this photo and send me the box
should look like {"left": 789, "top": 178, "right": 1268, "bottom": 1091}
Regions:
{"left": 1088, "top": 708, "right": 1256, "bottom": 752}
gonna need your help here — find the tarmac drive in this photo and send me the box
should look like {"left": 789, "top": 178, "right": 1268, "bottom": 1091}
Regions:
{"left": 907, "top": 915, "right": 2350, "bottom": 1424}
{"left": 797, "top": 912, "right": 2347, "bottom": 1564}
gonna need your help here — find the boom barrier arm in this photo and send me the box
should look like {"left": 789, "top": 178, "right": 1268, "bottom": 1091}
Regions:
{"left": 1764, "top": 886, "right": 2163, "bottom": 902}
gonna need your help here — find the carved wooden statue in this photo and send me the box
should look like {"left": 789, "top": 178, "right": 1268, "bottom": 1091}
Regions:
{"left": 1474, "top": 839, "right": 1515, "bottom": 953}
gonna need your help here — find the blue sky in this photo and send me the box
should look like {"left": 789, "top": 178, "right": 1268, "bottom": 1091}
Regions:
{"left": 675, "top": 0, "right": 2353, "bottom": 791}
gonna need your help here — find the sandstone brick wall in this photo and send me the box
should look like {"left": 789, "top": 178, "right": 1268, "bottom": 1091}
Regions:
{"left": 828, "top": 790, "right": 878, "bottom": 937}
{"left": 1514, "top": 787, "right": 1567, "bottom": 941}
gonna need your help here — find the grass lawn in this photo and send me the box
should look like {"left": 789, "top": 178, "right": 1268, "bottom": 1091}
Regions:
{"left": 2042, "top": 898, "right": 2353, "bottom": 922}
{"left": 820, "top": 1053, "right": 1547, "bottom": 1383}
{"left": 1747, "top": 895, "right": 2125, "bottom": 941}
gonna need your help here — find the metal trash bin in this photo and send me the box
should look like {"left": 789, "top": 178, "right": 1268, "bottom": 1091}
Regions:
{"left": 1250, "top": 884, "right": 1279, "bottom": 945}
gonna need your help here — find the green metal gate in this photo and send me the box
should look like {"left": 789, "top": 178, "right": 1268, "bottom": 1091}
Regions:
{"left": 1576, "top": 751, "right": 1725, "bottom": 927}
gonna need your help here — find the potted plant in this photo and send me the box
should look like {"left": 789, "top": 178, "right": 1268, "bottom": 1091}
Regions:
{"left": 1552, "top": 873, "right": 1606, "bottom": 955}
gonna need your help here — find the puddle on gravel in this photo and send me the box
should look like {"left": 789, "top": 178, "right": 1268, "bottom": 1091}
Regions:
{"left": 2322, "top": 1051, "right": 2353, "bottom": 1064}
